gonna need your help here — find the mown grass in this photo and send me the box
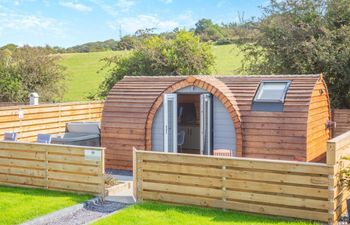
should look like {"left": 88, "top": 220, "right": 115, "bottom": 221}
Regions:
{"left": 93, "top": 201, "right": 320, "bottom": 225}
{"left": 0, "top": 186, "right": 91, "bottom": 225}
{"left": 59, "top": 44, "right": 244, "bottom": 101}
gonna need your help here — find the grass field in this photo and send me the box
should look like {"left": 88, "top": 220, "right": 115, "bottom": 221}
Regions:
{"left": 59, "top": 44, "right": 243, "bottom": 102}
{"left": 59, "top": 51, "right": 125, "bottom": 102}
{"left": 93, "top": 202, "right": 319, "bottom": 225}
{"left": 0, "top": 186, "right": 91, "bottom": 225}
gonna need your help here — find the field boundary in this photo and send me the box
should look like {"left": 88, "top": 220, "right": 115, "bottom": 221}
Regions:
{"left": 0, "top": 141, "right": 105, "bottom": 195}
{"left": 0, "top": 101, "right": 104, "bottom": 142}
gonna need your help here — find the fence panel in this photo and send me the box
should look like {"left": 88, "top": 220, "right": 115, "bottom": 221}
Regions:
{"left": 0, "top": 141, "right": 105, "bottom": 195}
{"left": 0, "top": 101, "right": 104, "bottom": 142}
{"left": 333, "top": 109, "right": 350, "bottom": 137}
{"left": 327, "top": 131, "right": 350, "bottom": 223}
{"left": 134, "top": 150, "right": 332, "bottom": 223}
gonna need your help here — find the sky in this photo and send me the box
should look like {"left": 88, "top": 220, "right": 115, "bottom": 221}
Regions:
{"left": 0, "top": 0, "right": 265, "bottom": 48}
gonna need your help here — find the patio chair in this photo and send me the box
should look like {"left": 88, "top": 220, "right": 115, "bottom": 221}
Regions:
{"left": 4, "top": 132, "right": 17, "bottom": 141}
{"left": 213, "top": 149, "right": 233, "bottom": 157}
{"left": 177, "top": 130, "right": 186, "bottom": 153}
{"left": 37, "top": 134, "right": 52, "bottom": 144}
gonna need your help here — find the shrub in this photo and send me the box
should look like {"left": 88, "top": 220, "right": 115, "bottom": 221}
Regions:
{"left": 0, "top": 46, "right": 65, "bottom": 102}
{"left": 97, "top": 31, "right": 215, "bottom": 98}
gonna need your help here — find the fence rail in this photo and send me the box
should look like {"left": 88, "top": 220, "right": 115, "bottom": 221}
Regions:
{"left": 0, "top": 101, "right": 104, "bottom": 142}
{"left": 0, "top": 141, "right": 105, "bottom": 195}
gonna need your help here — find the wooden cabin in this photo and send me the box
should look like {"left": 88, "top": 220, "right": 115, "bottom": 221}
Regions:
{"left": 101, "top": 74, "right": 331, "bottom": 170}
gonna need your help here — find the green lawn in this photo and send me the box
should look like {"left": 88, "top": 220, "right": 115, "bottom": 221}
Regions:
{"left": 59, "top": 44, "right": 243, "bottom": 102}
{"left": 0, "top": 186, "right": 91, "bottom": 225}
{"left": 93, "top": 202, "right": 320, "bottom": 225}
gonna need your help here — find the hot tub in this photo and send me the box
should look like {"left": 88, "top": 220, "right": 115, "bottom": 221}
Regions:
{"left": 51, "top": 122, "right": 100, "bottom": 147}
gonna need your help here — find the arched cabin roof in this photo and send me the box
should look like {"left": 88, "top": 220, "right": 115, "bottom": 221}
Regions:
{"left": 102, "top": 74, "right": 328, "bottom": 170}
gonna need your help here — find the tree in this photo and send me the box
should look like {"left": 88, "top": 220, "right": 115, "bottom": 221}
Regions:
{"left": 241, "top": 0, "right": 350, "bottom": 108}
{"left": 97, "top": 30, "right": 214, "bottom": 98}
{"left": 0, "top": 46, "right": 65, "bottom": 102}
{"left": 0, "top": 43, "right": 18, "bottom": 51}
{"left": 194, "top": 19, "right": 225, "bottom": 42}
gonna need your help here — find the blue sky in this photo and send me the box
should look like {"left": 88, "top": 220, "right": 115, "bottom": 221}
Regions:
{"left": 0, "top": 0, "right": 265, "bottom": 47}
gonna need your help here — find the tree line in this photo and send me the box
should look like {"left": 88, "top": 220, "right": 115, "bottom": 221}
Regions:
{"left": 0, "top": 19, "right": 255, "bottom": 53}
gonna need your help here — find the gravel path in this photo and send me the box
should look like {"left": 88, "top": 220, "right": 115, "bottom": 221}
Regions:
{"left": 24, "top": 200, "right": 126, "bottom": 225}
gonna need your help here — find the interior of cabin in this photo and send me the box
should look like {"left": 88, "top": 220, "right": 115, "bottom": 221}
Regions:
{"left": 177, "top": 94, "right": 201, "bottom": 154}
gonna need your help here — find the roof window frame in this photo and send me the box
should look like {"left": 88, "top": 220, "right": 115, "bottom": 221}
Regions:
{"left": 253, "top": 80, "right": 291, "bottom": 103}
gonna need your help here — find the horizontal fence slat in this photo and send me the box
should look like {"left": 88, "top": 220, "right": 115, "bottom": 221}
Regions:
{"left": 139, "top": 151, "right": 330, "bottom": 175}
{"left": 142, "top": 171, "right": 329, "bottom": 198}
{"left": 141, "top": 160, "right": 328, "bottom": 187}
{"left": 0, "top": 165, "right": 45, "bottom": 178}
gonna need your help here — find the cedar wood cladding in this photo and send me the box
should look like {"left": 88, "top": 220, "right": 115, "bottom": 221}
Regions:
{"left": 101, "top": 74, "right": 330, "bottom": 170}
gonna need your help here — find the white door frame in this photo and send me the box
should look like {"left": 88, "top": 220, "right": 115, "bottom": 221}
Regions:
{"left": 200, "top": 93, "right": 212, "bottom": 155}
{"left": 163, "top": 93, "right": 177, "bottom": 153}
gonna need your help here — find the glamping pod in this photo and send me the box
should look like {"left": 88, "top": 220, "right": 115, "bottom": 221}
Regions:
{"left": 101, "top": 74, "right": 331, "bottom": 170}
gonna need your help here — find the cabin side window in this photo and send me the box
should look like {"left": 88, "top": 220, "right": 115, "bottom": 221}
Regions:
{"left": 252, "top": 81, "right": 291, "bottom": 112}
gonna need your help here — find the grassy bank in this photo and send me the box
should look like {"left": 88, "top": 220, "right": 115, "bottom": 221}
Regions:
{"left": 59, "top": 44, "right": 243, "bottom": 101}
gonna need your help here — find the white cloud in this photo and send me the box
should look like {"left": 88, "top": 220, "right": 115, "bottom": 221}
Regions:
{"left": 108, "top": 15, "right": 180, "bottom": 34}
{"left": 0, "top": 12, "right": 64, "bottom": 34}
{"left": 59, "top": 1, "right": 92, "bottom": 12}
{"left": 107, "top": 10, "right": 197, "bottom": 35}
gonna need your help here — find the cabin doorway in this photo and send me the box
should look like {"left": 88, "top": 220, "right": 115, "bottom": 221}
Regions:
{"left": 163, "top": 93, "right": 212, "bottom": 155}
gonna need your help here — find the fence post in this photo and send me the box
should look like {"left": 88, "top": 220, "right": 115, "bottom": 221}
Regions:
{"left": 327, "top": 140, "right": 336, "bottom": 225}
{"left": 100, "top": 148, "right": 106, "bottom": 198}
{"left": 133, "top": 148, "right": 143, "bottom": 202}
{"left": 45, "top": 148, "right": 49, "bottom": 189}
{"left": 327, "top": 141, "right": 336, "bottom": 166}
{"left": 222, "top": 164, "right": 227, "bottom": 211}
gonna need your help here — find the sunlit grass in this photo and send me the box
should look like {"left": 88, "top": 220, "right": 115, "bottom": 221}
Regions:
{"left": 0, "top": 186, "right": 91, "bottom": 225}
{"left": 93, "top": 201, "right": 320, "bottom": 225}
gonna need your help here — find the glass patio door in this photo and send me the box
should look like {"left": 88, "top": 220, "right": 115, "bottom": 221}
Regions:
{"left": 163, "top": 93, "right": 177, "bottom": 153}
{"left": 200, "top": 93, "right": 212, "bottom": 155}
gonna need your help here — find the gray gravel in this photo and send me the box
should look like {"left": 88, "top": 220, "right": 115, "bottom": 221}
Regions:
{"left": 31, "top": 201, "right": 126, "bottom": 225}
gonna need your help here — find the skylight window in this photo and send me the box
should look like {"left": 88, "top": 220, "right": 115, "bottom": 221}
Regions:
{"left": 254, "top": 81, "right": 290, "bottom": 103}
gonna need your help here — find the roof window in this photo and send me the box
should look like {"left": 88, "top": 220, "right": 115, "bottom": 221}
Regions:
{"left": 252, "top": 81, "right": 291, "bottom": 112}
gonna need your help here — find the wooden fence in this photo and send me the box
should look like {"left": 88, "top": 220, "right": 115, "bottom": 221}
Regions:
{"left": 0, "top": 101, "right": 104, "bottom": 142}
{"left": 0, "top": 141, "right": 105, "bottom": 195}
{"left": 133, "top": 130, "right": 350, "bottom": 224}
{"left": 327, "top": 131, "right": 350, "bottom": 222}
{"left": 333, "top": 109, "right": 350, "bottom": 137}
